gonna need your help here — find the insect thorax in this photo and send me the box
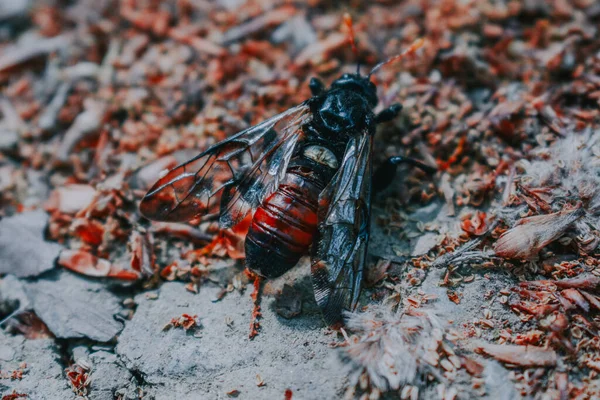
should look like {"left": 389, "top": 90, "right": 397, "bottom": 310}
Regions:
{"left": 311, "top": 89, "right": 375, "bottom": 136}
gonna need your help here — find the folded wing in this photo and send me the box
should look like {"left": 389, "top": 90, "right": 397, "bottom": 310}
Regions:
{"left": 311, "top": 133, "right": 373, "bottom": 327}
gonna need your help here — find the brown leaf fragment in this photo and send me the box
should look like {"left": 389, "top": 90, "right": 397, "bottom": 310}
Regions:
{"left": 540, "top": 311, "right": 569, "bottom": 333}
{"left": 447, "top": 291, "right": 461, "bottom": 304}
{"left": 165, "top": 314, "right": 198, "bottom": 331}
{"left": 560, "top": 289, "right": 589, "bottom": 312}
{"left": 150, "top": 222, "right": 212, "bottom": 245}
{"left": 461, "top": 357, "right": 484, "bottom": 376}
{"left": 58, "top": 249, "right": 109, "bottom": 277}
{"left": 129, "top": 230, "right": 155, "bottom": 277}
{"left": 494, "top": 207, "right": 584, "bottom": 259}
{"left": 553, "top": 273, "right": 600, "bottom": 292}
{"left": 475, "top": 342, "right": 557, "bottom": 367}
{"left": 2, "top": 391, "right": 28, "bottom": 400}
{"left": 65, "top": 363, "right": 90, "bottom": 396}
{"left": 579, "top": 291, "right": 600, "bottom": 311}
{"left": 6, "top": 311, "right": 54, "bottom": 340}
{"left": 554, "top": 292, "right": 577, "bottom": 311}
{"left": 555, "top": 371, "right": 569, "bottom": 400}
{"left": 58, "top": 249, "right": 140, "bottom": 280}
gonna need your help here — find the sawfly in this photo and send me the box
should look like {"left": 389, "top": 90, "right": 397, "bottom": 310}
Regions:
{"left": 140, "top": 16, "right": 435, "bottom": 327}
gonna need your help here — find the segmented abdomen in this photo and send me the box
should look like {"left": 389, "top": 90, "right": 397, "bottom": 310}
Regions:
{"left": 244, "top": 168, "right": 323, "bottom": 278}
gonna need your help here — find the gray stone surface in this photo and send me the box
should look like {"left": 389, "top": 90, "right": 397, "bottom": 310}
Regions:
{"left": 0, "top": 275, "right": 29, "bottom": 315}
{"left": 24, "top": 270, "right": 123, "bottom": 342}
{"left": 0, "top": 210, "right": 63, "bottom": 278}
{"left": 116, "top": 276, "right": 347, "bottom": 400}
{"left": 70, "top": 348, "right": 136, "bottom": 400}
{"left": 0, "top": 331, "right": 72, "bottom": 400}
{"left": 0, "top": 200, "right": 529, "bottom": 399}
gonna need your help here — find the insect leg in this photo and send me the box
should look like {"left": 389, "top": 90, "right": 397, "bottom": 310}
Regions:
{"left": 309, "top": 77, "right": 325, "bottom": 95}
{"left": 375, "top": 103, "right": 402, "bottom": 124}
{"left": 373, "top": 155, "right": 436, "bottom": 193}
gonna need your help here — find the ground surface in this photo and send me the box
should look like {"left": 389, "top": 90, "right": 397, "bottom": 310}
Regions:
{"left": 1, "top": 0, "right": 600, "bottom": 399}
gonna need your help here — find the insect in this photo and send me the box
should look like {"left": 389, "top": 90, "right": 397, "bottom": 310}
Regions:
{"left": 140, "top": 18, "right": 435, "bottom": 327}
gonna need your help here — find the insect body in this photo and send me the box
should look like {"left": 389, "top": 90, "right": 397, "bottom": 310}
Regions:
{"left": 245, "top": 74, "right": 377, "bottom": 280}
{"left": 139, "top": 40, "right": 433, "bottom": 327}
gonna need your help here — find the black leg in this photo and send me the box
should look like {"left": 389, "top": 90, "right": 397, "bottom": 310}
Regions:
{"left": 375, "top": 103, "right": 403, "bottom": 124}
{"left": 309, "top": 77, "right": 325, "bottom": 96}
{"left": 373, "top": 155, "right": 437, "bottom": 193}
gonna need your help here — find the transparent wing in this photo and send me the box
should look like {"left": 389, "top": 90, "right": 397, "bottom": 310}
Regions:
{"left": 140, "top": 104, "right": 311, "bottom": 227}
{"left": 311, "top": 133, "right": 373, "bottom": 327}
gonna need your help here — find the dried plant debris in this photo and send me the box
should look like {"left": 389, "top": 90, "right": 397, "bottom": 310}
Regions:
{"left": 163, "top": 313, "right": 199, "bottom": 332}
{"left": 1, "top": 392, "right": 28, "bottom": 400}
{"left": 0, "top": 0, "right": 600, "bottom": 397}
{"left": 340, "top": 305, "right": 459, "bottom": 397}
{"left": 475, "top": 341, "right": 557, "bottom": 367}
{"left": 495, "top": 207, "right": 585, "bottom": 260}
{"left": 64, "top": 361, "right": 91, "bottom": 397}
{"left": 494, "top": 130, "right": 600, "bottom": 259}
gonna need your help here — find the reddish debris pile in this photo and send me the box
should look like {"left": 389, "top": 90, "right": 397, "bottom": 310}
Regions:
{"left": 163, "top": 313, "right": 199, "bottom": 331}
{"left": 0, "top": 362, "right": 27, "bottom": 380}
{"left": 64, "top": 362, "right": 91, "bottom": 397}
{"left": 0, "top": 0, "right": 599, "bottom": 398}
{"left": 1, "top": 392, "right": 28, "bottom": 400}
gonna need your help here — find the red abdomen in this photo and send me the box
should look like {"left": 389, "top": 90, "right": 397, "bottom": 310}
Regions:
{"left": 244, "top": 169, "right": 323, "bottom": 278}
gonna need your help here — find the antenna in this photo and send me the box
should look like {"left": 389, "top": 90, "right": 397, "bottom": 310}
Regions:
{"left": 343, "top": 13, "right": 361, "bottom": 75}
{"left": 368, "top": 38, "right": 425, "bottom": 78}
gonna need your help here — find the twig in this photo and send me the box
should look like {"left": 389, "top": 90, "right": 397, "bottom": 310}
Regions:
{"left": 431, "top": 221, "right": 500, "bottom": 269}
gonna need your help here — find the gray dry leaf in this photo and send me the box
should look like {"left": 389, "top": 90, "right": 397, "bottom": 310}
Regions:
{"left": 494, "top": 207, "right": 584, "bottom": 259}
{"left": 475, "top": 341, "right": 557, "bottom": 367}
{"left": 24, "top": 270, "right": 123, "bottom": 342}
{"left": 0, "top": 210, "right": 63, "bottom": 278}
